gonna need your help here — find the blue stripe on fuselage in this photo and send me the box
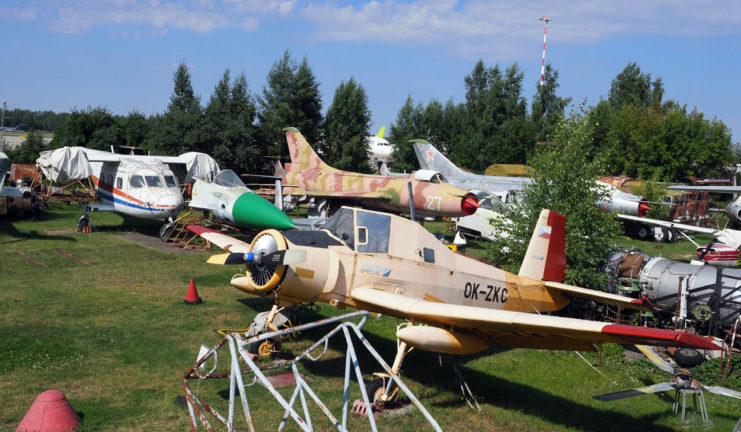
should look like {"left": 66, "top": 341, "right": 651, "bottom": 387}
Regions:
{"left": 97, "top": 188, "right": 169, "bottom": 212}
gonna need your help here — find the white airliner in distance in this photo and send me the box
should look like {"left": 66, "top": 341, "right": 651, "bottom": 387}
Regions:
{"left": 36, "top": 146, "right": 219, "bottom": 230}
{"left": 367, "top": 126, "right": 394, "bottom": 169}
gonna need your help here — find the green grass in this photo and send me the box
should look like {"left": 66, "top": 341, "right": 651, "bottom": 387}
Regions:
{"left": 1, "top": 203, "right": 739, "bottom": 431}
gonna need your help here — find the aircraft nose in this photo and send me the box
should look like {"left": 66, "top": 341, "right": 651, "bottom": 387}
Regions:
{"left": 461, "top": 194, "right": 479, "bottom": 216}
{"left": 232, "top": 192, "right": 295, "bottom": 230}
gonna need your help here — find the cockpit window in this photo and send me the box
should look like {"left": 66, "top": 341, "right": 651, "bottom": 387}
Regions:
{"left": 164, "top": 175, "right": 178, "bottom": 188}
{"left": 356, "top": 211, "right": 391, "bottom": 254}
{"left": 430, "top": 173, "right": 447, "bottom": 184}
{"left": 479, "top": 196, "right": 505, "bottom": 212}
{"left": 214, "top": 169, "right": 247, "bottom": 188}
{"left": 130, "top": 175, "right": 144, "bottom": 188}
{"left": 145, "top": 175, "right": 162, "bottom": 187}
{"left": 324, "top": 208, "right": 355, "bottom": 249}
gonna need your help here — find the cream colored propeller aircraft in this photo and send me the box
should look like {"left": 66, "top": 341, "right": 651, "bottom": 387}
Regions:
{"left": 189, "top": 207, "right": 721, "bottom": 405}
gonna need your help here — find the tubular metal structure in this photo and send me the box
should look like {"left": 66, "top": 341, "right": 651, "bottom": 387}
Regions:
{"left": 182, "top": 311, "right": 442, "bottom": 432}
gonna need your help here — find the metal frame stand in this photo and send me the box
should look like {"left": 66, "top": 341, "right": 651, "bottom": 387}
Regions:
{"left": 672, "top": 388, "right": 711, "bottom": 427}
{"left": 182, "top": 311, "right": 442, "bottom": 432}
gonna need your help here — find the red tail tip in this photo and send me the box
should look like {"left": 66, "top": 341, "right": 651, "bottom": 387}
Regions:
{"left": 461, "top": 195, "right": 479, "bottom": 216}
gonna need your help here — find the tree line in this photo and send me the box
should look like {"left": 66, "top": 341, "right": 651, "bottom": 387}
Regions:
{"left": 4, "top": 53, "right": 737, "bottom": 182}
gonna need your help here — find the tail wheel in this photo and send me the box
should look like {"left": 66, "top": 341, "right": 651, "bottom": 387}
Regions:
{"left": 246, "top": 229, "right": 288, "bottom": 294}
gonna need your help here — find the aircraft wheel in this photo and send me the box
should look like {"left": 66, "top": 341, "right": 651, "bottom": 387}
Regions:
{"left": 672, "top": 348, "right": 705, "bottom": 367}
{"left": 159, "top": 222, "right": 175, "bottom": 241}
{"left": 77, "top": 215, "right": 89, "bottom": 232}
{"left": 636, "top": 225, "right": 651, "bottom": 241}
{"left": 248, "top": 338, "right": 281, "bottom": 358}
{"left": 365, "top": 377, "right": 397, "bottom": 407}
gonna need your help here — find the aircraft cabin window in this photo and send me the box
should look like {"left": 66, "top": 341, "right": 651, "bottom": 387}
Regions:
{"left": 130, "top": 175, "right": 144, "bottom": 188}
{"left": 356, "top": 211, "right": 390, "bottom": 254}
{"left": 145, "top": 176, "right": 162, "bottom": 187}
{"left": 324, "top": 208, "right": 355, "bottom": 249}
{"left": 116, "top": 177, "right": 122, "bottom": 189}
{"left": 164, "top": 176, "right": 178, "bottom": 188}
{"left": 423, "top": 247, "right": 435, "bottom": 264}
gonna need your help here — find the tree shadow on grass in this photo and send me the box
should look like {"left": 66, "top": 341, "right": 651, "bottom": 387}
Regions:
{"left": 1, "top": 220, "right": 76, "bottom": 242}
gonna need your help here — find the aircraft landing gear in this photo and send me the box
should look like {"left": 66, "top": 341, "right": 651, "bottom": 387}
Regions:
{"left": 159, "top": 221, "right": 176, "bottom": 241}
{"left": 77, "top": 215, "right": 90, "bottom": 232}
{"left": 367, "top": 329, "right": 413, "bottom": 407}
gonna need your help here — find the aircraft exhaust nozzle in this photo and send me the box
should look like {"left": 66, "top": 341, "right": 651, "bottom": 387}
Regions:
{"left": 461, "top": 194, "right": 479, "bottom": 216}
{"left": 396, "top": 326, "right": 488, "bottom": 355}
{"left": 638, "top": 201, "right": 651, "bottom": 217}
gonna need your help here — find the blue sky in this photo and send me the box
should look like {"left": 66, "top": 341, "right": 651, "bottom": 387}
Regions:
{"left": 1, "top": 1, "right": 740, "bottom": 145}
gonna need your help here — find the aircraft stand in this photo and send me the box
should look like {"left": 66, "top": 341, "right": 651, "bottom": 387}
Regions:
{"left": 182, "top": 311, "right": 442, "bottom": 432}
{"left": 672, "top": 388, "right": 711, "bottom": 427}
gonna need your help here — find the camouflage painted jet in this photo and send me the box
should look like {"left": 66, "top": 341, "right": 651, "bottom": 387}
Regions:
{"left": 190, "top": 206, "right": 720, "bottom": 406}
{"left": 413, "top": 140, "right": 651, "bottom": 215}
{"left": 277, "top": 128, "right": 478, "bottom": 218}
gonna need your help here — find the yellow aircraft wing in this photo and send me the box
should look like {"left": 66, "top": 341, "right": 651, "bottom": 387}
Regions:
{"left": 350, "top": 287, "right": 720, "bottom": 352}
{"left": 186, "top": 225, "right": 251, "bottom": 253}
{"left": 544, "top": 281, "right": 651, "bottom": 311}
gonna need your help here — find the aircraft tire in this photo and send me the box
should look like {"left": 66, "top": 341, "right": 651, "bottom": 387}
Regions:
{"left": 159, "top": 222, "right": 175, "bottom": 241}
{"left": 635, "top": 225, "right": 651, "bottom": 241}
{"left": 672, "top": 348, "right": 705, "bottom": 367}
{"left": 77, "top": 215, "right": 89, "bottom": 232}
{"left": 365, "top": 377, "right": 397, "bottom": 407}
{"left": 248, "top": 338, "right": 280, "bottom": 358}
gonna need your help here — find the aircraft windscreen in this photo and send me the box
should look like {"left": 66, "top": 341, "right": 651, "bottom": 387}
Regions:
{"left": 130, "top": 175, "right": 144, "bottom": 188}
{"left": 213, "top": 170, "right": 246, "bottom": 188}
{"left": 356, "top": 211, "right": 390, "bottom": 254}
{"left": 164, "top": 176, "right": 178, "bottom": 187}
{"left": 479, "top": 196, "right": 505, "bottom": 212}
{"left": 145, "top": 176, "right": 163, "bottom": 187}
{"left": 324, "top": 208, "right": 355, "bottom": 249}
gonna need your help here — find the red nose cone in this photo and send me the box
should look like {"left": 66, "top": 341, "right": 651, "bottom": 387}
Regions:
{"left": 638, "top": 201, "right": 651, "bottom": 217}
{"left": 461, "top": 195, "right": 479, "bottom": 216}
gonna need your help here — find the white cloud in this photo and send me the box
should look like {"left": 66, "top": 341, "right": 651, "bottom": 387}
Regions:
{"left": 0, "top": 6, "right": 40, "bottom": 22}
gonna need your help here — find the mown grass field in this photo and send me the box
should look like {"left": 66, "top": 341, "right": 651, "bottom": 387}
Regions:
{"left": 1, "top": 203, "right": 739, "bottom": 431}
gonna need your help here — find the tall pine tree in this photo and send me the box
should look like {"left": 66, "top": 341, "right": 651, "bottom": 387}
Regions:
{"left": 324, "top": 77, "right": 371, "bottom": 172}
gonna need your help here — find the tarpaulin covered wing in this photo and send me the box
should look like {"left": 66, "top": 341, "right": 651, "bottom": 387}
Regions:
{"left": 36, "top": 147, "right": 94, "bottom": 183}
{"left": 178, "top": 152, "right": 220, "bottom": 183}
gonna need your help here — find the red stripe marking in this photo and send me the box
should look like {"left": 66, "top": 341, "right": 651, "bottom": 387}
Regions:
{"left": 92, "top": 175, "right": 146, "bottom": 205}
{"left": 186, "top": 225, "right": 220, "bottom": 235}
{"left": 603, "top": 324, "right": 722, "bottom": 350}
{"left": 542, "top": 210, "right": 566, "bottom": 282}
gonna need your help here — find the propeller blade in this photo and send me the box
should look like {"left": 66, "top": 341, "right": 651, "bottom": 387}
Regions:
{"left": 593, "top": 382, "right": 676, "bottom": 402}
{"left": 260, "top": 249, "right": 307, "bottom": 265}
{"left": 703, "top": 385, "right": 741, "bottom": 400}
{"left": 635, "top": 345, "right": 675, "bottom": 374}
{"left": 207, "top": 252, "right": 255, "bottom": 265}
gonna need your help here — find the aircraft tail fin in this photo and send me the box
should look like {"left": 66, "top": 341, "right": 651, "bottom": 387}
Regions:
{"left": 411, "top": 140, "right": 463, "bottom": 178}
{"left": 376, "top": 126, "right": 386, "bottom": 139}
{"left": 274, "top": 159, "right": 284, "bottom": 177}
{"left": 518, "top": 209, "right": 566, "bottom": 282}
{"left": 284, "top": 127, "right": 335, "bottom": 171}
{"left": 379, "top": 162, "right": 391, "bottom": 176}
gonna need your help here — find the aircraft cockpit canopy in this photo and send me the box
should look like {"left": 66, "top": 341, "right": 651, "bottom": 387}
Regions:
{"left": 213, "top": 169, "right": 247, "bottom": 189}
{"left": 130, "top": 168, "right": 180, "bottom": 189}
{"left": 414, "top": 169, "right": 447, "bottom": 184}
{"left": 323, "top": 207, "right": 391, "bottom": 254}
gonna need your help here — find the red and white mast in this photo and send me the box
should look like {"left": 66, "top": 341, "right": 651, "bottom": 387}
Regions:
{"left": 538, "top": 16, "right": 552, "bottom": 86}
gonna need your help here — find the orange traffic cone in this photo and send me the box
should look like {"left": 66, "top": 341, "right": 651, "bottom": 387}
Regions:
{"left": 184, "top": 278, "right": 202, "bottom": 305}
{"left": 16, "top": 390, "right": 80, "bottom": 432}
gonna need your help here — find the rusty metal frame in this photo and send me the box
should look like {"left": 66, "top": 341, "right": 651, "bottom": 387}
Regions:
{"left": 182, "top": 311, "right": 442, "bottom": 432}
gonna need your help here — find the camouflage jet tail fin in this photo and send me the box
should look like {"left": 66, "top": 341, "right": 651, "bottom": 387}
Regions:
{"left": 379, "top": 162, "right": 391, "bottom": 176}
{"left": 518, "top": 209, "right": 566, "bottom": 282}
{"left": 274, "top": 159, "right": 284, "bottom": 177}
{"left": 412, "top": 140, "right": 465, "bottom": 178}
{"left": 284, "top": 127, "right": 336, "bottom": 171}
